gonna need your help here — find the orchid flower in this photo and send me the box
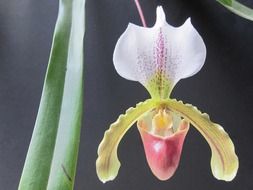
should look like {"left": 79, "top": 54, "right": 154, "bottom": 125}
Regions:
{"left": 96, "top": 6, "right": 238, "bottom": 183}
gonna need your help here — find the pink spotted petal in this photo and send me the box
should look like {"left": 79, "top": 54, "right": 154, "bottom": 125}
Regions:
{"left": 113, "top": 6, "right": 206, "bottom": 98}
{"left": 137, "top": 120, "right": 189, "bottom": 180}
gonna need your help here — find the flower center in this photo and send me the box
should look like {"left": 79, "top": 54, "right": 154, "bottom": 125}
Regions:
{"left": 151, "top": 109, "right": 174, "bottom": 136}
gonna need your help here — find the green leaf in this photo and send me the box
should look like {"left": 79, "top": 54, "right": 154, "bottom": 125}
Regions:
{"left": 217, "top": 0, "right": 253, "bottom": 21}
{"left": 18, "top": 0, "right": 85, "bottom": 189}
{"left": 218, "top": 0, "right": 232, "bottom": 5}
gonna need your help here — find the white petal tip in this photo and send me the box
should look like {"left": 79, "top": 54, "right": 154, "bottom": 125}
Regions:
{"left": 182, "top": 18, "right": 193, "bottom": 30}
{"left": 186, "top": 17, "right": 192, "bottom": 24}
{"left": 156, "top": 6, "right": 166, "bottom": 26}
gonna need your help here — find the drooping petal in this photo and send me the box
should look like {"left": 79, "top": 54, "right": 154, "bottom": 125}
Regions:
{"left": 138, "top": 118, "right": 189, "bottom": 180}
{"left": 161, "top": 99, "right": 239, "bottom": 181}
{"left": 96, "top": 99, "right": 160, "bottom": 183}
{"left": 113, "top": 6, "right": 206, "bottom": 99}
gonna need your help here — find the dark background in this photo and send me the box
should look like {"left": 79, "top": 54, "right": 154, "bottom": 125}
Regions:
{"left": 0, "top": 0, "right": 253, "bottom": 189}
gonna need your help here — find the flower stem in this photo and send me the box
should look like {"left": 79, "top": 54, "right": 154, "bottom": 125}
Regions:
{"left": 134, "top": 0, "right": 147, "bottom": 27}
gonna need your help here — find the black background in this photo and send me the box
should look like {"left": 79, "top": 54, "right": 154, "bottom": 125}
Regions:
{"left": 0, "top": 0, "right": 253, "bottom": 189}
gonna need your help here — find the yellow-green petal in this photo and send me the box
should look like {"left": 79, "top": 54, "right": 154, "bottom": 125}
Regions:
{"left": 162, "top": 99, "right": 238, "bottom": 181}
{"left": 96, "top": 99, "right": 160, "bottom": 183}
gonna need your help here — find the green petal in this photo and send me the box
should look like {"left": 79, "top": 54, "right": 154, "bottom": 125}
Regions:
{"left": 96, "top": 99, "right": 160, "bottom": 183}
{"left": 217, "top": 0, "right": 253, "bottom": 21}
{"left": 162, "top": 99, "right": 239, "bottom": 181}
{"left": 145, "top": 75, "right": 173, "bottom": 99}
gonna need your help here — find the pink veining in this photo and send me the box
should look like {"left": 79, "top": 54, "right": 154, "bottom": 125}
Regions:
{"left": 154, "top": 28, "right": 167, "bottom": 96}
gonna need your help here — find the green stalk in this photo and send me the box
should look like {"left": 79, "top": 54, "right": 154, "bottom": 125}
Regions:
{"left": 18, "top": 0, "right": 85, "bottom": 189}
{"left": 217, "top": 0, "right": 253, "bottom": 21}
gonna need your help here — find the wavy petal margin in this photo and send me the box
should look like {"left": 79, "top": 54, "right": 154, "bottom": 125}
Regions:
{"left": 96, "top": 99, "right": 160, "bottom": 183}
{"left": 162, "top": 99, "right": 238, "bottom": 181}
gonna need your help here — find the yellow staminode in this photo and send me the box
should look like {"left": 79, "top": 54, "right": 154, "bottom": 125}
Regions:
{"left": 152, "top": 110, "right": 173, "bottom": 130}
{"left": 151, "top": 109, "right": 174, "bottom": 136}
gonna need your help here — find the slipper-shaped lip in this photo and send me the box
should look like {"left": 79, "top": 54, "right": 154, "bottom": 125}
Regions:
{"left": 138, "top": 119, "right": 190, "bottom": 180}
